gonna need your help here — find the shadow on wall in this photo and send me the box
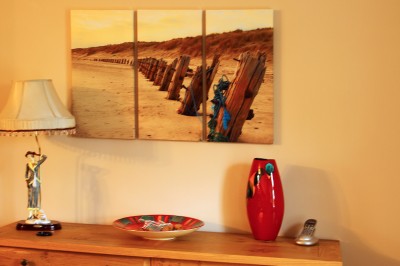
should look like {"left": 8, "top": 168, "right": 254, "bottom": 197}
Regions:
{"left": 221, "top": 162, "right": 251, "bottom": 233}
{"left": 280, "top": 165, "right": 343, "bottom": 238}
{"left": 0, "top": 173, "right": 14, "bottom": 226}
{"left": 75, "top": 162, "right": 109, "bottom": 224}
{"left": 281, "top": 166, "right": 400, "bottom": 265}
{"left": 341, "top": 228, "right": 400, "bottom": 266}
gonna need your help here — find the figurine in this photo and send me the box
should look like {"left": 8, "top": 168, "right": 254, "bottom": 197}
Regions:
{"left": 24, "top": 151, "right": 51, "bottom": 224}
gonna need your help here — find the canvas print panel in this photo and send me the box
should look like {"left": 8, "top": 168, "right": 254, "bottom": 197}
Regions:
{"left": 137, "top": 10, "right": 203, "bottom": 141}
{"left": 71, "top": 10, "right": 135, "bottom": 139}
{"left": 205, "top": 10, "right": 274, "bottom": 144}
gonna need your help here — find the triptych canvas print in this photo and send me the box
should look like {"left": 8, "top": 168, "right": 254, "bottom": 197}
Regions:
{"left": 71, "top": 10, "right": 274, "bottom": 144}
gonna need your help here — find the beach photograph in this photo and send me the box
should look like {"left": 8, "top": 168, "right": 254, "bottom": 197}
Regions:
{"left": 71, "top": 10, "right": 135, "bottom": 139}
{"left": 205, "top": 10, "right": 274, "bottom": 144}
{"left": 70, "top": 9, "right": 273, "bottom": 143}
{"left": 137, "top": 10, "right": 203, "bottom": 142}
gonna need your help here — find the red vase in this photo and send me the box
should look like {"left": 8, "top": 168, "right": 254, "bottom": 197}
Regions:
{"left": 246, "top": 158, "right": 284, "bottom": 241}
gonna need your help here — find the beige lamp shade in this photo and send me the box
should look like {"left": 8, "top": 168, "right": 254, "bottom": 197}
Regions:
{"left": 0, "top": 79, "right": 76, "bottom": 136}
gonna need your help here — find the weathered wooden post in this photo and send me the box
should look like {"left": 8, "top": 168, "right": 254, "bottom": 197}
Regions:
{"left": 178, "top": 54, "right": 220, "bottom": 116}
{"left": 166, "top": 55, "right": 190, "bottom": 100}
{"left": 210, "top": 52, "right": 266, "bottom": 142}
{"left": 205, "top": 54, "right": 221, "bottom": 99}
{"left": 159, "top": 58, "right": 178, "bottom": 91}
{"left": 153, "top": 59, "right": 167, "bottom": 86}
{"left": 177, "top": 66, "right": 202, "bottom": 115}
{"left": 143, "top": 57, "right": 149, "bottom": 76}
{"left": 145, "top": 58, "right": 155, "bottom": 79}
{"left": 138, "top": 58, "right": 145, "bottom": 73}
{"left": 139, "top": 58, "right": 147, "bottom": 74}
{"left": 148, "top": 58, "right": 160, "bottom": 81}
{"left": 140, "top": 57, "right": 151, "bottom": 76}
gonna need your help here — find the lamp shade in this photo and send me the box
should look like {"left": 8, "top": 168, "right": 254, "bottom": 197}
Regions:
{"left": 0, "top": 79, "right": 76, "bottom": 135}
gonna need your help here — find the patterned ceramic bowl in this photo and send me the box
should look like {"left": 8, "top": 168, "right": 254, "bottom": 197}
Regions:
{"left": 113, "top": 214, "right": 204, "bottom": 240}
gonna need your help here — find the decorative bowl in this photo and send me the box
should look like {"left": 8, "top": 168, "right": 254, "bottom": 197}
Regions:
{"left": 113, "top": 214, "right": 204, "bottom": 240}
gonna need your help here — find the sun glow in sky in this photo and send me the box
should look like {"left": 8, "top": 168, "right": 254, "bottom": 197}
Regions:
{"left": 138, "top": 10, "right": 202, "bottom": 42}
{"left": 71, "top": 9, "right": 273, "bottom": 48}
{"left": 71, "top": 10, "right": 133, "bottom": 49}
{"left": 206, "top": 10, "right": 273, "bottom": 34}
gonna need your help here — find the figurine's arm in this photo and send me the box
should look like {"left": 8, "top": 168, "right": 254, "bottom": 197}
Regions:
{"left": 25, "top": 165, "right": 29, "bottom": 179}
{"left": 36, "top": 155, "right": 47, "bottom": 166}
{"left": 25, "top": 165, "right": 31, "bottom": 187}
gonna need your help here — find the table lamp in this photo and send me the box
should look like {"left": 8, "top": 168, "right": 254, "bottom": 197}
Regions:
{"left": 0, "top": 79, "right": 76, "bottom": 230}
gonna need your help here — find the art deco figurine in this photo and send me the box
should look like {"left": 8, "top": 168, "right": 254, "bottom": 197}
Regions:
{"left": 25, "top": 151, "right": 51, "bottom": 225}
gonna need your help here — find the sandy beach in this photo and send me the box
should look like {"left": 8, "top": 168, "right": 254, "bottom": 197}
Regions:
{"left": 71, "top": 27, "right": 273, "bottom": 143}
{"left": 72, "top": 56, "right": 273, "bottom": 143}
{"left": 72, "top": 60, "right": 135, "bottom": 139}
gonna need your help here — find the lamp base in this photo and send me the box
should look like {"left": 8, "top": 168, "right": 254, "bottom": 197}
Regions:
{"left": 16, "top": 220, "right": 62, "bottom": 231}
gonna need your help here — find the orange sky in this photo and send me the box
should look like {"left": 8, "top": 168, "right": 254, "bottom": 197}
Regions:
{"left": 137, "top": 10, "right": 202, "bottom": 42}
{"left": 206, "top": 10, "right": 273, "bottom": 35}
{"left": 71, "top": 10, "right": 133, "bottom": 49}
{"left": 71, "top": 9, "right": 273, "bottom": 48}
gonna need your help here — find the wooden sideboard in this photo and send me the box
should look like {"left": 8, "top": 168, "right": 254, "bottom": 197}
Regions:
{"left": 0, "top": 222, "right": 342, "bottom": 265}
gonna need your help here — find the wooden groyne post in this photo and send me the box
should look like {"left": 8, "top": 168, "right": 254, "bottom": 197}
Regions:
{"left": 211, "top": 52, "right": 266, "bottom": 142}
{"left": 146, "top": 58, "right": 157, "bottom": 79}
{"left": 153, "top": 59, "right": 167, "bottom": 86}
{"left": 167, "top": 55, "right": 190, "bottom": 100}
{"left": 178, "top": 54, "right": 220, "bottom": 116}
{"left": 159, "top": 58, "right": 178, "bottom": 91}
{"left": 149, "top": 58, "right": 163, "bottom": 82}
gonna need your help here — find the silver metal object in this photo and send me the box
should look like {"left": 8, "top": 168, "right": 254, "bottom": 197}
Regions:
{"left": 295, "top": 219, "right": 319, "bottom": 246}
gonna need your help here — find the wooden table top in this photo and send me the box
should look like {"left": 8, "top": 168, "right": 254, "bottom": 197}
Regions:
{"left": 0, "top": 222, "right": 342, "bottom": 265}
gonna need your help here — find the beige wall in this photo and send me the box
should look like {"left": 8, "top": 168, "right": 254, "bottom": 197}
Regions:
{"left": 1, "top": 0, "right": 400, "bottom": 265}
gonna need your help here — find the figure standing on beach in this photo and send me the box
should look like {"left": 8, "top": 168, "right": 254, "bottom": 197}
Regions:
{"left": 25, "top": 151, "right": 50, "bottom": 224}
